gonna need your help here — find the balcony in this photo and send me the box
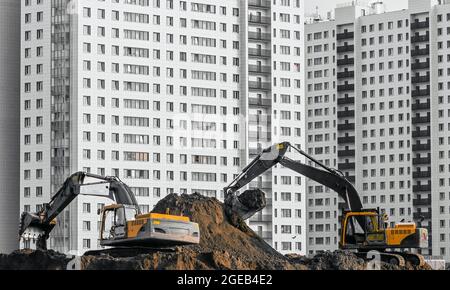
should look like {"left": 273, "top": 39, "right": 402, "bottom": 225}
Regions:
{"left": 413, "top": 170, "right": 431, "bottom": 179}
{"left": 249, "top": 148, "right": 260, "bottom": 155}
{"left": 338, "top": 136, "right": 355, "bottom": 144}
{"left": 250, "top": 215, "right": 273, "bottom": 222}
{"left": 411, "top": 20, "right": 429, "bottom": 30}
{"left": 248, "top": 115, "right": 271, "bottom": 125}
{"left": 248, "top": 64, "right": 271, "bottom": 74}
{"left": 412, "top": 156, "right": 431, "bottom": 165}
{"left": 337, "top": 84, "right": 355, "bottom": 92}
{"left": 412, "top": 142, "right": 431, "bottom": 151}
{"left": 412, "top": 115, "right": 430, "bottom": 124}
{"left": 412, "top": 75, "right": 430, "bottom": 84}
{"left": 51, "top": 156, "right": 70, "bottom": 166}
{"left": 411, "top": 61, "right": 430, "bottom": 70}
{"left": 411, "top": 88, "right": 430, "bottom": 97}
{"left": 411, "top": 48, "right": 430, "bottom": 57}
{"left": 337, "top": 58, "right": 354, "bottom": 66}
{"left": 337, "top": 45, "right": 354, "bottom": 53}
{"left": 412, "top": 101, "right": 430, "bottom": 111}
{"left": 248, "top": 15, "right": 271, "bottom": 25}
{"left": 257, "top": 231, "right": 273, "bottom": 239}
{"left": 413, "top": 198, "right": 431, "bottom": 206}
{"left": 337, "top": 31, "right": 354, "bottom": 40}
{"left": 411, "top": 34, "right": 429, "bottom": 43}
{"left": 248, "top": 81, "right": 271, "bottom": 91}
{"left": 248, "top": 97, "right": 271, "bottom": 107}
{"left": 248, "top": 0, "right": 271, "bottom": 9}
{"left": 337, "top": 110, "right": 355, "bottom": 118}
{"left": 338, "top": 162, "right": 356, "bottom": 170}
{"left": 412, "top": 129, "right": 430, "bottom": 138}
{"left": 338, "top": 149, "right": 355, "bottom": 157}
{"left": 52, "top": 102, "right": 70, "bottom": 112}
{"left": 249, "top": 181, "right": 272, "bottom": 189}
{"left": 413, "top": 212, "right": 431, "bottom": 220}
{"left": 413, "top": 184, "right": 431, "bottom": 192}
{"left": 248, "top": 31, "right": 271, "bottom": 42}
{"left": 337, "top": 96, "right": 355, "bottom": 105}
{"left": 248, "top": 48, "right": 271, "bottom": 58}
{"left": 248, "top": 131, "right": 271, "bottom": 141}
{"left": 337, "top": 123, "right": 355, "bottom": 131}
{"left": 337, "top": 71, "right": 354, "bottom": 79}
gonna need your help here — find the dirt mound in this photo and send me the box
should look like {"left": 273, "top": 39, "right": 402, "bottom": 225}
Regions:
{"left": 287, "top": 251, "right": 433, "bottom": 271}
{"left": 287, "top": 251, "right": 366, "bottom": 270}
{"left": 0, "top": 249, "right": 71, "bottom": 270}
{"left": 149, "top": 193, "right": 293, "bottom": 270}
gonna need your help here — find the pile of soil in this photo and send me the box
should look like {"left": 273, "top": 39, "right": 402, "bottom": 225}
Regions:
{"left": 286, "top": 251, "right": 432, "bottom": 270}
{"left": 0, "top": 194, "right": 435, "bottom": 270}
{"left": 286, "top": 251, "right": 366, "bottom": 270}
{"left": 0, "top": 249, "right": 71, "bottom": 270}
{"left": 146, "top": 192, "right": 295, "bottom": 270}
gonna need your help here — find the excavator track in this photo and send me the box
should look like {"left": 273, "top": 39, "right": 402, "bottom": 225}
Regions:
{"left": 358, "top": 251, "right": 406, "bottom": 267}
{"left": 84, "top": 246, "right": 177, "bottom": 258}
{"left": 397, "top": 252, "right": 425, "bottom": 267}
{"left": 379, "top": 252, "right": 405, "bottom": 267}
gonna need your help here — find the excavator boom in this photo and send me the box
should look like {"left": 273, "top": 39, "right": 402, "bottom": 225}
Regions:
{"left": 224, "top": 142, "right": 362, "bottom": 220}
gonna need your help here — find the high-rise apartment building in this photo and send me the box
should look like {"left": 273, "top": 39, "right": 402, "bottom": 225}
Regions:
{"left": 305, "top": 0, "right": 450, "bottom": 261}
{"left": 0, "top": 0, "right": 21, "bottom": 254}
{"left": 20, "top": 0, "right": 305, "bottom": 255}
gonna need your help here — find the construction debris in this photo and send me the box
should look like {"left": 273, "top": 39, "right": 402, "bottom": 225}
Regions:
{"left": 0, "top": 194, "right": 435, "bottom": 270}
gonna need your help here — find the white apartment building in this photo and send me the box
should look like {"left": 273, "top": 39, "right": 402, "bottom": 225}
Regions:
{"left": 20, "top": 0, "right": 305, "bottom": 255}
{"left": 305, "top": 0, "right": 450, "bottom": 261}
{"left": 0, "top": 0, "right": 21, "bottom": 254}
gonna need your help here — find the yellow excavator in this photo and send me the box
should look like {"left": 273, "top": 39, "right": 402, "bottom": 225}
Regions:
{"left": 224, "top": 142, "right": 428, "bottom": 266}
{"left": 19, "top": 172, "right": 199, "bottom": 252}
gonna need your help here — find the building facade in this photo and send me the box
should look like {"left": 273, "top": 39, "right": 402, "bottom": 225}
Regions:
{"left": 0, "top": 0, "right": 21, "bottom": 254}
{"left": 20, "top": 0, "right": 305, "bottom": 255}
{"left": 305, "top": 0, "right": 450, "bottom": 261}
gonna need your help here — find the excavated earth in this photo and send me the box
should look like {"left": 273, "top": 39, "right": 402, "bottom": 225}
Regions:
{"left": 0, "top": 193, "right": 434, "bottom": 270}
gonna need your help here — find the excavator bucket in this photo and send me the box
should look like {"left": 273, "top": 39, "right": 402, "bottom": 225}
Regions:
{"left": 225, "top": 189, "right": 267, "bottom": 220}
{"left": 19, "top": 212, "right": 55, "bottom": 250}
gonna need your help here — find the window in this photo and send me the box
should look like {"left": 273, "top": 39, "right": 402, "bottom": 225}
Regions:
{"left": 83, "top": 221, "right": 91, "bottom": 231}
{"left": 83, "top": 239, "right": 91, "bottom": 249}
{"left": 83, "top": 203, "right": 91, "bottom": 213}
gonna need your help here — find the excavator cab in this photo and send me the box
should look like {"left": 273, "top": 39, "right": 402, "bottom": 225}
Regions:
{"left": 100, "top": 204, "right": 138, "bottom": 240}
{"left": 340, "top": 210, "right": 387, "bottom": 249}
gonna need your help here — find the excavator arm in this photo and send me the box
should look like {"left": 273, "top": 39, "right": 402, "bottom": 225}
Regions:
{"left": 19, "top": 172, "right": 140, "bottom": 250}
{"left": 224, "top": 142, "right": 363, "bottom": 221}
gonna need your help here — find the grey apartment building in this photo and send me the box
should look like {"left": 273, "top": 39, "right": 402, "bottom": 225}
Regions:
{"left": 20, "top": 0, "right": 306, "bottom": 255}
{"left": 305, "top": 0, "right": 450, "bottom": 261}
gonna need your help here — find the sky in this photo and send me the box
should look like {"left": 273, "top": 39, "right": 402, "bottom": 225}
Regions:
{"left": 305, "top": 0, "right": 409, "bottom": 17}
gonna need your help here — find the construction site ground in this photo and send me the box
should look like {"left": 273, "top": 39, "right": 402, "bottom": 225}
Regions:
{"left": 0, "top": 193, "right": 434, "bottom": 270}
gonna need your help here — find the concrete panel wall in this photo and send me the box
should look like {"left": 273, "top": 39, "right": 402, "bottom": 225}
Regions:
{"left": 0, "top": 0, "right": 21, "bottom": 253}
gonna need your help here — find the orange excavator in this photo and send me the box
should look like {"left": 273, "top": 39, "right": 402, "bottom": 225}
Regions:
{"left": 19, "top": 172, "right": 199, "bottom": 251}
{"left": 224, "top": 142, "right": 428, "bottom": 266}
